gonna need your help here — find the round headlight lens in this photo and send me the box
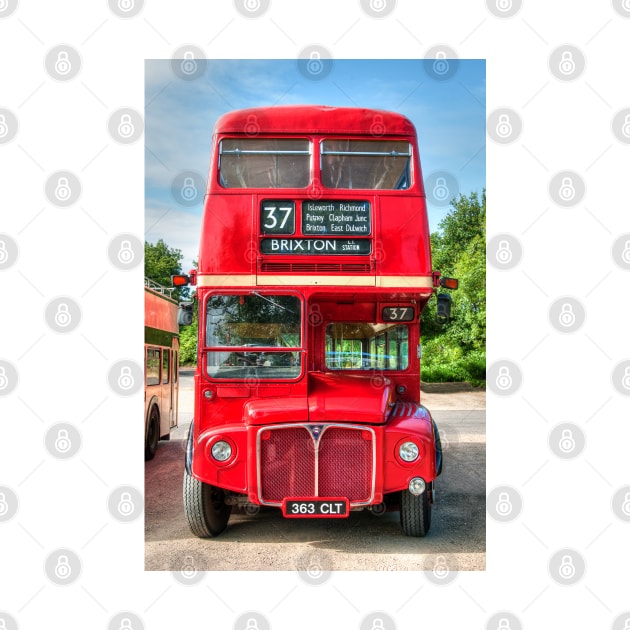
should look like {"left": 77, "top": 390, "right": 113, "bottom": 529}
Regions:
{"left": 211, "top": 440, "right": 232, "bottom": 462}
{"left": 399, "top": 441, "right": 419, "bottom": 462}
{"left": 409, "top": 477, "right": 426, "bottom": 495}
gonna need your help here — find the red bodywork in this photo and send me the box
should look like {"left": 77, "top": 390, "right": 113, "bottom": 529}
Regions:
{"left": 189, "top": 105, "right": 440, "bottom": 514}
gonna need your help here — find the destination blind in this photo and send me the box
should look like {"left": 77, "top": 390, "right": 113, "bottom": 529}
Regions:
{"left": 260, "top": 238, "right": 371, "bottom": 255}
{"left": 302, "top": 200, "right": 371, "bottom": 235}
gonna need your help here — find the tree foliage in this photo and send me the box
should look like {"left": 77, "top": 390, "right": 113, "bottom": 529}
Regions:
{"left": 421, "top": 190, "right": 486, "bottom": 383}
{"left": 144, "top": 239, "right": 190, "bottom": 302}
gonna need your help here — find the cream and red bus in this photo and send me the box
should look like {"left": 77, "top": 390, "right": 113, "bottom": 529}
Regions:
{"left": 174, "top": 105, "right": 456, "bottom": 536}
{"left": 144, "top": 278, "right": 179, "bottom": 460}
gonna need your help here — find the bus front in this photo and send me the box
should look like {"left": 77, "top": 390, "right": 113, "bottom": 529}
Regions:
{"left": 182, "top": 106, "right": 450, "bottom": 538}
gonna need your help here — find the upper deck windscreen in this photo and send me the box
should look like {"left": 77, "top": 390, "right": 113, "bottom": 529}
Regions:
{"left": 219, "top": 138, "right": 311, "bottom": 188}
{"left": 321, "top": 140, "right": 411, "bottom": 190}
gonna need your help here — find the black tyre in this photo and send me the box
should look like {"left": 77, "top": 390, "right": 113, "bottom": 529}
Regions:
{"left": 144, "top": 407, "right": 159, "bottom": 461}
{"left": 183, "top": 468, "right": 232, "bottom": 538}
{"left": 400, "top": 487, "right": 431, "bottom": 537}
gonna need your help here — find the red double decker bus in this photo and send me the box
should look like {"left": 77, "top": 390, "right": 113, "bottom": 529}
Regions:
{"left": 176, "top": 105, "right": 456, "bottom": 537}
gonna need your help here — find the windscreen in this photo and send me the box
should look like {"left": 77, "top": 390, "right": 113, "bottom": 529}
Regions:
{"left": 206, "top": 293, "right": 301, "bottom": 379}
{"left": 321, "top": 140, "right": 411, "bottom": 190}
{"left": 219, "top": 138, "right": 311, "bottom": 188}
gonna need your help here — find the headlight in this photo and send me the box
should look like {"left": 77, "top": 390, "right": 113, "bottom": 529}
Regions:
{"left": 409, "top": 477, "right": 426, "bottom": 495}
{"left": 211, "top": 440, "right": 232, "bottom": 462}
{"left": 399, "top": 441, "right": 419, "bottom": 462}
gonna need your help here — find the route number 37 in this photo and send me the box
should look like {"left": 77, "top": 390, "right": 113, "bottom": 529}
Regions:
{"left": 382, "top": 306, "right": 414, "bottom": 322}
{"left": 261, "top": 201, "right": 295, "bottom": 234}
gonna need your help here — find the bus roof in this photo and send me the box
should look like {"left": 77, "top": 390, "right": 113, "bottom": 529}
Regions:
{"left": 214, "top": 105, "right": 417, "bottom": 136}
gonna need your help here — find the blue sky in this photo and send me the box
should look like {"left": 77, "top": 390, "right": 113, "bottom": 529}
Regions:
{"left": 145, "top": 59, "right": 485, "bottom": 272}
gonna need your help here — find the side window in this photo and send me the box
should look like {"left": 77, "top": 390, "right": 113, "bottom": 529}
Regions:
{"left": 146, "top": 348, "right": 161, "bottom": 386}
{"left": 173, "top": 351, "right": 178, "bottom": 383}
{"left": 162, "top": 349, "right": 170, "bottom": 385}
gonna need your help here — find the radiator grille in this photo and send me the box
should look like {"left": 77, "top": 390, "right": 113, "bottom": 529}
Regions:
{"left": 258, "top": 425, "right": 374, "bottom": 505}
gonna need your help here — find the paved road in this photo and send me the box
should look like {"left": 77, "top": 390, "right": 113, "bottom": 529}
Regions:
{"left": 145, "top": 371, "right": 486, "bottom": 572}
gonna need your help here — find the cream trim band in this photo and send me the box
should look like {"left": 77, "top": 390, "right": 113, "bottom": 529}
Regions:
{"left": 196, "top": 274, "right": 434, "bottom": 288}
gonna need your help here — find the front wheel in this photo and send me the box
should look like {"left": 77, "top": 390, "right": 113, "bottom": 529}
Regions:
{"left": 183, "top": 468, "right": 232, "bottom": 538}
{"left": 400, "top": 487, "right": 431, "bottom": 537}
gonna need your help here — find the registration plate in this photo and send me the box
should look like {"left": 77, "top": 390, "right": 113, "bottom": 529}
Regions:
{"left": 282, "top": 497, "right": 349, "bottom": 518}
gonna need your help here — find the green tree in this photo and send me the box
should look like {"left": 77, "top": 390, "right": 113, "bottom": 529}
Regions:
{"left": 144, "top": 239, "right": 188, "bottom": 301}
{"left": 420, "top": 189, "right": 486, "bottom": 383}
